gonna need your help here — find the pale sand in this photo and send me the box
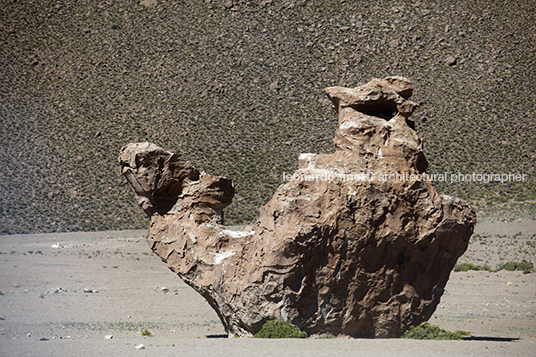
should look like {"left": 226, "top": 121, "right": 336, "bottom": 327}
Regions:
{"left": 0, "top": 220, "right": 535, "bottom": 356}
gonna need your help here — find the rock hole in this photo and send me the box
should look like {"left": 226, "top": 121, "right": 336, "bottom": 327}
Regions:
{"left": 352, "top": 102, "right": 398, "bottom": 120}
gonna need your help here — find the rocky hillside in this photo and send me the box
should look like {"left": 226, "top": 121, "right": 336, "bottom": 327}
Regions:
{"left": 1, "top": 0, "right": 535, "bottom": 234}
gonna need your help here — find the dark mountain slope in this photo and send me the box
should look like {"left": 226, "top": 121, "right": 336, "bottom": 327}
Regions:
{"left": 1, "top": 0, "right": 535, "bottom": 233}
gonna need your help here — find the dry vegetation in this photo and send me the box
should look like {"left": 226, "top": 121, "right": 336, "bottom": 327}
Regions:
{"left": 1, "top": 0, "right": 535, "bottom": 234}
{"left": 458, "top": 231, "right": 536, "bottom": 270}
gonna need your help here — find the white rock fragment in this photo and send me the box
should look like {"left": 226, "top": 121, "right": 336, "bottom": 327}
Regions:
{"left": 135, "top": 344, "right": 145, "bottom": 350}
{"left": 221, "top": 229, "right": 255, "bottom": 238}
{"left": 104, "top": 335, "right": 113, "bottom": 339}
{"left": 161, "top": 287, "right": 169, "bottom": 293}
{"left": 213, "top": 251, "right": 236, "bottom": 264}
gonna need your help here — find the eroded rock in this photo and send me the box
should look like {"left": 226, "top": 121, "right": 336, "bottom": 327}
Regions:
{"left": 119, "top": 77, "right": 475, "bottom": 338}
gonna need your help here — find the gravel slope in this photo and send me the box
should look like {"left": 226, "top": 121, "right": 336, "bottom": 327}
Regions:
{"left": 1, "top": 0, "right": 535, "bottom": 234}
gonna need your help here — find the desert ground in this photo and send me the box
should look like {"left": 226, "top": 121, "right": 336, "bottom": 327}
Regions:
{"left": 1, "top": 219, "right": 535, "bottom": 356}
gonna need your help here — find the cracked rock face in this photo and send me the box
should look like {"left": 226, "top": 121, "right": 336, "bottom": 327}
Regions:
{"left": 119, "top": 77, "right": 476, "bottom": 338}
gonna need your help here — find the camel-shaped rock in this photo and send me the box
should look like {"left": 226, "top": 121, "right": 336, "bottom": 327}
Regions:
{"left": 119, "top": 77, "right": 475, "bottom": 338}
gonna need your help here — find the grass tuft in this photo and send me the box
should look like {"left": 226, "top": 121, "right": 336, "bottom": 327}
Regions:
{"left": 402, "top": 322, "right": 470, "bottom": 340}
{"left": 453, "top": 263, "right": 491, "bottom": 272}
{"left": 498, "top": 260, "right": 533, "bottom": 272}
{"left": 138, "top": 328, "right": 153, "bottom": 337}
{"left": 253, "top": 320, "right": 307, "bottom": 339}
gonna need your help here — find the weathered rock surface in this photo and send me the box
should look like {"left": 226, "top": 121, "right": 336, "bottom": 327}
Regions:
{"left": 119, "top": 77, "right": 476, "bottom": 338}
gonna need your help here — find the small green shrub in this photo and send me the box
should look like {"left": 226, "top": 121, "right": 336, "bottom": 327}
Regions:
{"left": 138, "top": 328, "right": 153, "bottom": 337}
{"left": 402, "top": 322, "right": 470, "bottom": 340}
{"left": 498, "top": 260, "right": 533, "bottom": 272}
{"left": 453, "top": 263, "right": 491, "bottom": 272}
{"left": 253, "top": 320, "right": 307, "bottom": 339}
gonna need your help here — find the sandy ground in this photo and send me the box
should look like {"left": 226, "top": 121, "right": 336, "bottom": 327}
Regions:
{"left": 1, "top": 220, "right": 535, "bottom": 356}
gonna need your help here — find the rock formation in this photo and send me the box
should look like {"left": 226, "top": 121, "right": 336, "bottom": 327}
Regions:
{"left": 119, "top": 76, "right": 476, "bottom": 338}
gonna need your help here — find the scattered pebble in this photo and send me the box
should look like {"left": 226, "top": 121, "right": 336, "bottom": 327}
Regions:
{"left": 104, "top": 334, "right": 113, "bottom": 339}
{"left": 444, "top": 56, "right": 457, "bottom": 66}
{"left": 269, "top": 81, "right": 280, "bottom": 91}
{"left": 83, "top": 288, "right": 93, "bottom": 293}
{"left": 135, "top": 344, "right": 145, "bottom": 350}
{"left": 140, "top": 0, "right": 157, "bottom": 7}
{"left": 48, "top": 287, "right": 62, "bottom": 294}
{"left": 161, "top": 287, "right": 169, "bottom": 293}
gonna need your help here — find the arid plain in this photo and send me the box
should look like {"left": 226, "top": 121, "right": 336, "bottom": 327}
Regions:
{"left": 0, "top": 218, "right": 534, "bottom": 356}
